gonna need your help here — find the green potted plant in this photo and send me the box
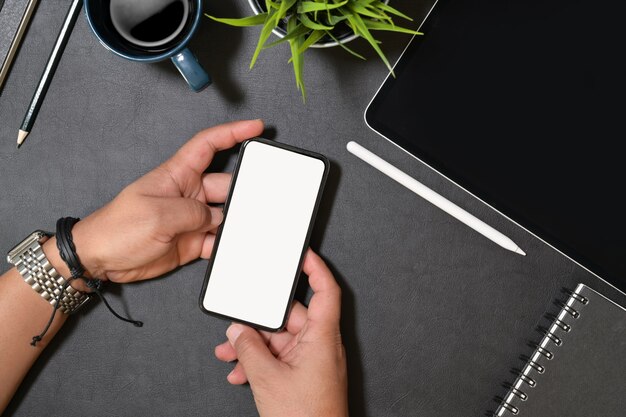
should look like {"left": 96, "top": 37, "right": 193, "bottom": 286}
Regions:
{"left": 207, "top": 0, "right": 422, "bottom": 100}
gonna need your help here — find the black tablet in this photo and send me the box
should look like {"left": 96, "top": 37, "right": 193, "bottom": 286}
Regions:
{"left": 366, "top": 0, "right": 626, "bottom": 294}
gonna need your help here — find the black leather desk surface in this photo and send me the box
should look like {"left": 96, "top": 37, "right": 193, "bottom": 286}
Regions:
{"left": 1, "top": 1, "right": 624, "bottom": 416}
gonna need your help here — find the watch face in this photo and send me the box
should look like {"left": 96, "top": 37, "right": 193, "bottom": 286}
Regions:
{"left": 7, "top": 230, "right": 51, "bottom": 263}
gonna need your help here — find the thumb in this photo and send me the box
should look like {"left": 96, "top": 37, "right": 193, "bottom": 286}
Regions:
{"left": 227, "top": 324, "right": 280, "bottom": 383}
{"left": 157, "top": 197, "right": 223, "bottom": 236}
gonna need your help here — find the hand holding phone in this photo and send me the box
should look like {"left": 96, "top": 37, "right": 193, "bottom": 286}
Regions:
{"left": 200, "top": 139, "right": 329, "bottom": 330}
{"left": 214, "top": 250, "right": 349, "bottom": 417}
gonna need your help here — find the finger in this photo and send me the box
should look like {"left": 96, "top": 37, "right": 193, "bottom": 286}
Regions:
{"left": 285, "top": 301, "right": 308, "bottom": 334}
{"left": 219, "top": 330, "right": 294, "bottom": 360}
{"left": 199, "top": 233, "right": 216, "bottom": 259}
{"left": 175, "top": 232, "right": 204, "bottom": 265}
{"left": 218, "top": 331, "right": 288, "bottom": 360}
{"left": 227, "top": 362, "right": 248, "bottom": 385}
{"left": 261, "top": 302, "right": 307, "bottom": 355}
{"left": 215, "top": 341, "right": 236, "bottom": 361}
{"left": 164, "top": 120, "right": 264, "bottom": 177}
{"left": 174, "top": 230, "right": 217, "bottom": 264}
{"left": 215, "top": 341, "right": 238, "bottom": 362}
{"left": 202, "top": 173, "right": 232, "bottom": 203}
{"left": 302, "top": 249, "right": 342, "bottom": 329}
{"left": 263, "top": 331, "right": 295, "bottom": 356}
{"left": 157, "top": 197, "right": 223, "bottom": 237}
{"left": 227, "top": 324, "right": 280, "bottom": 384}
{"left": 218, "top": 302, "right": 307, "bottom": 359}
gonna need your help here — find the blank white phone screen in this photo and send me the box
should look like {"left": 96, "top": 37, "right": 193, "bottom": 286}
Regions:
{"left": 202, "top": 141, "right": 326, "bottom": 329}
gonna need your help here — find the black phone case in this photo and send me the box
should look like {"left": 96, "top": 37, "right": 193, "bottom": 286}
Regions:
{"left": 198, "top": 138, "right": 330, "bottom": 332}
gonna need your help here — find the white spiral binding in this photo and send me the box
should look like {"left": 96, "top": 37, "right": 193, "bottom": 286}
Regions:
{"left": 494, "top": 289, "right": 589, "bottom": 416}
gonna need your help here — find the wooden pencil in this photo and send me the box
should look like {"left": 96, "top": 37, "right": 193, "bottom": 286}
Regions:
{"left": 17, "top": 0, "right": 83, "bottom": 148}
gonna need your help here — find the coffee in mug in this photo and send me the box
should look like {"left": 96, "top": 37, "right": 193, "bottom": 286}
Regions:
{"left": 109, "top": 0, "right": 190, "bottom": 49}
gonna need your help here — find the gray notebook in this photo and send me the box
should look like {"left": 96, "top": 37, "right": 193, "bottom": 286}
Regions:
{"left": 495, "top": 283, "right": 626, "bottom": 416}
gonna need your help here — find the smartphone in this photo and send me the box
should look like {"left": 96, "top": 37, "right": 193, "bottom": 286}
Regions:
{"left": 199, "top": 139, "right": 329, "bottom": 331}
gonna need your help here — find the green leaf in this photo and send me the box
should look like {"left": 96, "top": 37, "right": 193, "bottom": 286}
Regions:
{"left": 205, "top": 13, "right": 268, "bottom": 27}
{"left": 347, "top": 3, "right": 388, "bottom": 21}
{"left": 297, "top": 29, "right": 327, "bottom": 54}
{"left": 287, "top": 16, "right": 306, "bottom": 101}
{"left": 266, "top": 0, "right": 279, "bottom": 12}
{"left": 327, "top": 14, "right": 349, "bottom": 25}
{"left": 274, "top": 0, "right": 298, "bottom": 26}
{"left": 297, "top": 0, "right": 348, "bottom": 13}
{"left": 325, "top": 30, "right": 366, "bottom": 60}
{"left": 345, "top": 12, "right": 393, "bottom": 73}
{"left": 363, "top": 20, "right": 423, "bottom": 35}
{"left": 371, "top": 1, "right": 413, "bottom": 21}
{"left": 299, "top": 13, "right": 334, "bottom": 30}
{"left": 250, "top": 11, "right": 279, "bottom": 69}
{"left": 264, "top": 23, "right": 311, "bottom": 48}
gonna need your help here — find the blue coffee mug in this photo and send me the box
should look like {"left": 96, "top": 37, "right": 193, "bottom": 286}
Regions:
{"left": 84, "top": 0, "right": 211, "bottom": 92}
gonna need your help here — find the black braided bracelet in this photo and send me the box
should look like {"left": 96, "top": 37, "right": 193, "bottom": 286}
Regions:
{"left": 56, "top": 217, "right": 85, "bottom": 278}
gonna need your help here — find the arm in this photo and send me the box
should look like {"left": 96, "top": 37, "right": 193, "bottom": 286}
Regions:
{"left": 0, "top": 266, "right": 65, "bottom": 411}
{"left": 0, "top": 120, "right": 264, "bottom": 413}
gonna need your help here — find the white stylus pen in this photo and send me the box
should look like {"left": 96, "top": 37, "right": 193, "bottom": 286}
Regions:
{"left": 347, "top": 141, "right": 526, "bottom": 256}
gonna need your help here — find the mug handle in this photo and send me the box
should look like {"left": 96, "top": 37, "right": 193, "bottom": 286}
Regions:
{"left": 171, "top": 48, "right": 211, "bottom": 92}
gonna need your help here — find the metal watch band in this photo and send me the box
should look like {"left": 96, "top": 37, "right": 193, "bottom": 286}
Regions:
{"left": 7, "top": 230, "right": 90, "bottom": 314}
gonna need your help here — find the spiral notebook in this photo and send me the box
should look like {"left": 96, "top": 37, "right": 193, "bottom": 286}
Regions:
{"left": 494, "top": 283, "right": 626, "bottom": 416}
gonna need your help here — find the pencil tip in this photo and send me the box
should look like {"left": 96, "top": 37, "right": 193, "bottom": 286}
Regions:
{"left": 17, "top": 130, "right": 28, "bottom": 147}
{"left": 514, "top": 246, "right": 526, "bottom": 256}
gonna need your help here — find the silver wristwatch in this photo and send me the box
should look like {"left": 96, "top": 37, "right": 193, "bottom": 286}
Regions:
{"left": 7, "top": 230, "right": 90, "bottom": 314}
